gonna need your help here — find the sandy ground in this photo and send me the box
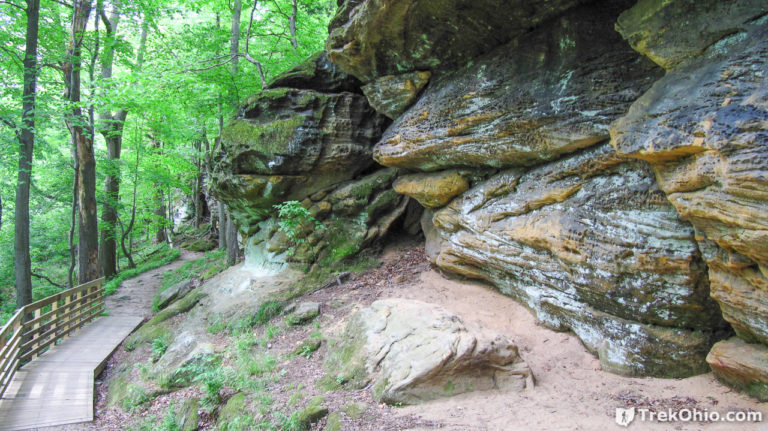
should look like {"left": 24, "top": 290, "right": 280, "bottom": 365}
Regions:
{"left": 371, "top": 239, "right": 766, "bottom": 431}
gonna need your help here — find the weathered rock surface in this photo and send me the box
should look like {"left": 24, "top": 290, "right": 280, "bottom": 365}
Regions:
{"left": 285, "top": 301, "right": 321, "bottom": 325}
{"left": 325, "top": 298, "right": 532, "bottom": 405}
{"left": 154, "top": 280, "right": 194, "bottom": 310}
{"left": 428, "top": 143, "right": 728, "bottom": 377}
{"left": 211, "top": 52, "right": 389, "bottom": 231}
{"left": 612, "top": 27, "right": 768, "bottom": 346}
{"left": 267, "top": 51, "right": 362, "bottom": 93}
{"left": 373, "top": 1, "right": 661, "bottom": 171}
{"left": 393, "top": 170, "right": 469, "bottom": 209}
{"left": 327, "top": 0, "right": 587, "bottom": 82}
{"left": 361, "top": 71, "right": 431, "bottom": 119}
{"left": 211, "top": 52, "right": 406, "bottom": 264}
{"left": 246, "top": 168, "right": 408, "bottom": 265}
{"left": 616, "top": 0, "right": 768, "bottom": 69}
{"left": 707, "top": 337, "right": 768, "bottom": 401}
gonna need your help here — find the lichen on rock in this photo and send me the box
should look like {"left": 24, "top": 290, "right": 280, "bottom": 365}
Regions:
{"left": 427, "top": 142, "right": 729, "bottom": 377}
{"left": 373, "top": 0, "right": 662, "bottom": 172}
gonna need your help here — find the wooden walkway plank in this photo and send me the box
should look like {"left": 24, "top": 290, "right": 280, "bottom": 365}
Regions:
{"left": 0, "top": 315, "right": 142, "bottom": 431}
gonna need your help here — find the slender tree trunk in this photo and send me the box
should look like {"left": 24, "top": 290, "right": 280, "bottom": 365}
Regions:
{"left": 98, "top": 12, "right": 148, "bottom": 278}
{"left": 218, "top": 204, "right": 227, "bottom": 251}
{"left": 64, "top": 0, "right": 98, "bottom": 284}
{"left": 289, "top": 0, "right": 298, "bottom": 51}
{"left": 193, "top": 138, "right": 202, "bottom": 229}
{"left": 68, "top": 150, "right": 78, "bottom": 288}
{"left": 120, "top": 142, "right": 140, "bottom": 269}
{"left": 14, "top": 0, "right": 40, "bottom": 307}
{"left": 226, "top": 210, "right": 238, "bottom": 265}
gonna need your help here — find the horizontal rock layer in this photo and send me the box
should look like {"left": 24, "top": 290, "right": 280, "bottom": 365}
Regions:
{"left": 612, "top": 26, "right": 768, "bottom": 346}
{"left": 327, "top": 0, "right": 586, "bottom": 82}
{"left": 616, "top": 0, "right": 768, "bottom": 69}
{"left": 373, "top": 0, "right": 661, "bottom": 171}
{"left": 427, "top": 143, "right": 728, "bottom": 377}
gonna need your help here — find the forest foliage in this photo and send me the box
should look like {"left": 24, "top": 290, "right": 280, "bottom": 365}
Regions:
{"left": 0, "top": 0, "right": 335, "bottom": 322}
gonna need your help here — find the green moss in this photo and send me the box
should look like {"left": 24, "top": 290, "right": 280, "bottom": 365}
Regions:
{"left": 324, "top": 412, "right": 342, "bottom": 431}
{"left": 222, "top": 115, "right": 306, "bottom": 159}
{"left": 217, "top": 393, "right": 250, "bottom": 430}
{"left": 125, "top": 321, "right": 173, "bottom": 351}
{"left": 292, "top": 337, "right": 322, "bottom": 357}
{"left": 340, "top": 402, "right": 369, "bottom": 419}
{"left": 147, "top": 290, "right": 207, "bottom": 326}
{"left": 318, "top": 315, "right": 369, "bottom": 393}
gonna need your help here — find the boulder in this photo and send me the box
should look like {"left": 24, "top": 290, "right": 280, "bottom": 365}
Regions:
{"left": 373, "top": 0, "right": 661, "bottom": 171}
{"left": 285, "top": 301, "right": 321, "bottom": 325}
{"left": 326, "top": 0, "right": 587, "bottom": 82}
{"left": 612, "top": 27, "right": 768, "bottom": 346}
{"left": 393, "top": 170, "right": 469, "bottom": 209}
{"left": 154, "top": 280, "right": 193, "bottom": 311}
{"left": 707, "top": 338, "right": 768, "bottom": 401}
{"left": 429, "top": 143, "right": 728, "bottom": 377}
{"left": 324, "top": 298, "right": 532, "bottom": 405}
{"left": 361, "top": 71, "right": 431, "bottom": 119}
{"left": 616, "top": 0, "right": 768, "bottom": 69}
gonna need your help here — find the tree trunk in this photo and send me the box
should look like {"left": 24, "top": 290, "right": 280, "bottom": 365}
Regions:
{"left": 68, "top": 148, "right": 78, "bottom": 288}
{"left": 226, "top": 210, "right": 238, "bottom": 265}
{"left": 14, "top": 0, "right": 40, "bottom": 307}
{"left": 63, "top": 0, "right": 98, "bottom": 284}
{"left": 218, "top": 204, "right": 227, "bottom": 251}
{"left": 289, "top": 0, "right": 298, "bottom": 51}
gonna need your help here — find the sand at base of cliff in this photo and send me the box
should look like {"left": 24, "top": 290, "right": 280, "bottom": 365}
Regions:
{"left": 376, "top": 241, "right": 765, "bottom": 431}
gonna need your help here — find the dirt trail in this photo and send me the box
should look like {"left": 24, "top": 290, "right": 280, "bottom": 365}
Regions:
{"left": 106, "top": 249, "right": 203, "bottom": 317}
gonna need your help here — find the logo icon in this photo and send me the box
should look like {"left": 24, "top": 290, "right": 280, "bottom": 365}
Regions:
{"left": 616, "top": 407, "right": 635, "bottom": 427}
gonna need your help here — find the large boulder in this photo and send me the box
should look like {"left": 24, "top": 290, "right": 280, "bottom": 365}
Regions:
{"left": 324, "top": 299, "right": 532, "bottom": 405}
{"left": 326, "top": 0, "right": 587, "bottom": 82}
{"left": 373, "top": 0, "right": 661, "bottom": 171}
{"left": 428, "top": 143, "right": 728, "bottom": 377}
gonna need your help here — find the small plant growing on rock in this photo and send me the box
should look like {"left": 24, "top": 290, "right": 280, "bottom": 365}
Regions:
{"left": 274, "top": 200, "right": 325, "bottom": 257}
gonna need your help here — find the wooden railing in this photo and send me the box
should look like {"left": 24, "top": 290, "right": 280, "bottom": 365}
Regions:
{"left": 0, "top": 277, "right": 105, "bottom": 398}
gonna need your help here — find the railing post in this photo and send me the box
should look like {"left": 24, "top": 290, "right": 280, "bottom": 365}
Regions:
{"left": 31, "top": 308, "right": 41, "bottom": 359}
{"left": 50, "top": 300, "right": 59, "bottom": 346}
{"left": 63, "top": 294, "right": 72, "bottom": 341}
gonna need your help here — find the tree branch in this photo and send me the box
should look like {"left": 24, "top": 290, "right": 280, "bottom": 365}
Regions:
{"left": 31, "top": 271, "right": 67, "bottom": 288}
{"left": 0, "top": 0, "right": 25, "bottom": 11}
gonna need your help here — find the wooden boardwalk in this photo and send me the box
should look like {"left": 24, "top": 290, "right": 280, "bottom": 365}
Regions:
{"left": 0, "top": 315, "right": 141, "bottom": 431}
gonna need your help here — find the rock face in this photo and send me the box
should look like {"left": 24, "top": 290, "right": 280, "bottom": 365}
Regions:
{"left": 211, "top": 53, "right": 405, "bottom": 265}
{"left": 611, "top": 0, "right": 768, "bottom": 393}
{"left": 325, "top": 299, "right": 532, "bottom": 404}
{"left": 615, "top": 0, "right": 768, "bottom": 69}
{"left": 361, "top": 71, "right": 431, "bottom": 119}
{"left": 327, "top": 0, "right": 587, "bottom": 82}
{"left": 428, "top": 143, "right": 727, "bottom": 376}
{"left": 373, "top": 1, "right": 662, "bottom": 171}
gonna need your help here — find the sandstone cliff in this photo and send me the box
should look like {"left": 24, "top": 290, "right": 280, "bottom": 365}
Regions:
{"left": 212, "top": 0, "right": 768, "bottom": 399}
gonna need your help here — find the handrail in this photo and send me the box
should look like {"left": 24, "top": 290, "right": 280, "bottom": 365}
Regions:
{"left": 0, "top": 277, "right": 105, "bottom": 399}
